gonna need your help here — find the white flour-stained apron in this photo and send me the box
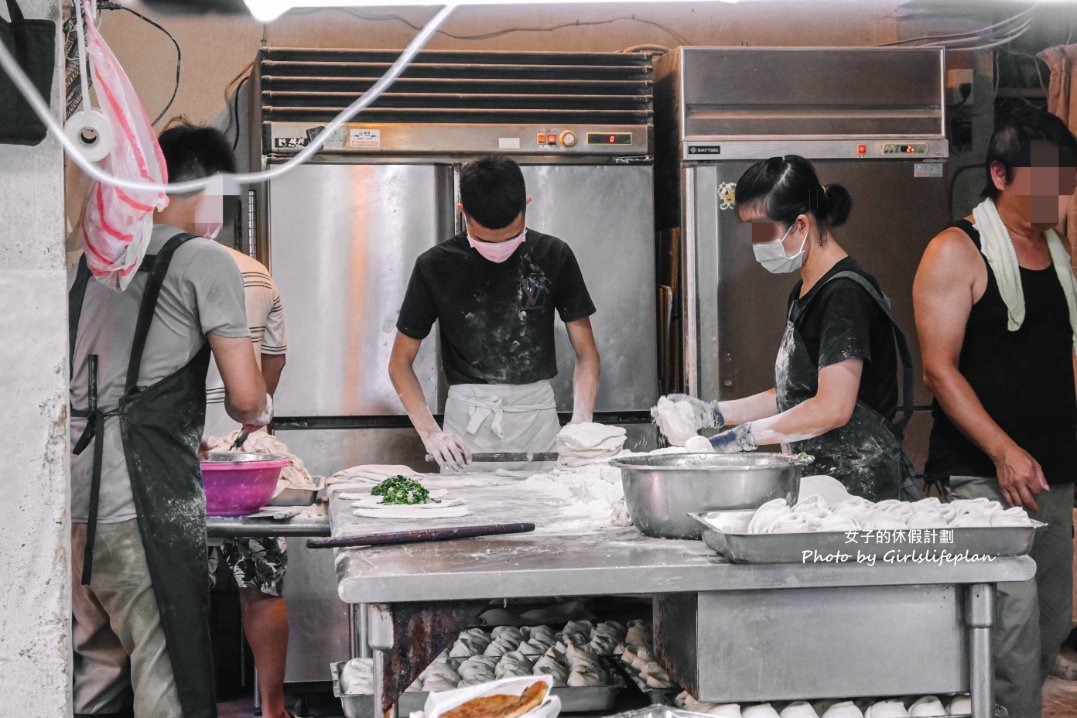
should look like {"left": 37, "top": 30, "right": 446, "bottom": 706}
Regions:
{"left": 443, "top": 380, "right": 560, "bottom": 472}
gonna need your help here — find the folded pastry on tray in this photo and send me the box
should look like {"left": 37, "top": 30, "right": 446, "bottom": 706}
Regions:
{"left": 441, "top": 680, "right": 549, "bottom": 718}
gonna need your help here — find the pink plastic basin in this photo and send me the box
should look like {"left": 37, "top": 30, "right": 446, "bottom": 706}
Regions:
{"left": 201, "top": 456, "right": 291, "bottom": 517}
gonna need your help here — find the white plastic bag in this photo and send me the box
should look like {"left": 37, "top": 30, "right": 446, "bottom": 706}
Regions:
{"left": 75, "top": 0, "right": 168, "bottom": 290}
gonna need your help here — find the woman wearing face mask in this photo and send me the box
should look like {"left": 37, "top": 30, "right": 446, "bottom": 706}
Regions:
{"left": 661, "top": 155, "right": 914, "bottom": 501}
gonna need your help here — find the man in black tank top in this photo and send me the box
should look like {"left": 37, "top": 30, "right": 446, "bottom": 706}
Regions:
{"left": 913, "top": 100, "right": 1077, "bottom": 717}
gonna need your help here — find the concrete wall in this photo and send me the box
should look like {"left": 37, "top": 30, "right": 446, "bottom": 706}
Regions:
{"left": 0, "top": 0, "right": 71, "bottom": 715}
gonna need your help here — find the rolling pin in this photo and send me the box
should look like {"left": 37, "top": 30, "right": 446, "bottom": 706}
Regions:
{"left": 306, "top": 522, "right": 536, "bottom": 549}
{"left": 423, "top": 452, "right": 559, "bottom": 463}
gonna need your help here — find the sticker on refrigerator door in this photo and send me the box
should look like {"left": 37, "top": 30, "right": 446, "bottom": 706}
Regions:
{"left": 498, "top": 137, "right": 522, "bottom": 150}
{"left": 348, "top": 129, "right": 381, "bottom": 149}
{"left": 717, "top": 182, "right": 737, "bottom": 210}
{"left": 914, "top": 162, "right": 944, "bottom": 178}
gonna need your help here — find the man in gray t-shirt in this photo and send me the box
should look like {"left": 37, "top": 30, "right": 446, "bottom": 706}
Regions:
{"left": 70, "top": 224, "right": 252, "bottom": 524}
{"left": 69, "top": 125, "right": 270, "bottom": 718}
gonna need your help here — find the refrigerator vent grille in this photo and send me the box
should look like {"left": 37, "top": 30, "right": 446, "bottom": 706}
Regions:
{"left": 256, "top": 48, "right": 653, "bottom": 126}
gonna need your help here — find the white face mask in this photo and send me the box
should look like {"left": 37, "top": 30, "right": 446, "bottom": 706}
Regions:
{"left": 752, "top": 222, "right": 808, "bottom": 274}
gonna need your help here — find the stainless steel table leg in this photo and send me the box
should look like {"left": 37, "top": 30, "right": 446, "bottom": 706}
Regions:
{"left": 966, "top": 583, "right": 996, "bottom": 718}
{"left": 368, "top": 604, "right": 398, "bottom": 718}
{"left": 360, "top": 602, "right": 370, "bottom": 659}
{"left": 349, "top": 602, "right": 370, "bottom": 659}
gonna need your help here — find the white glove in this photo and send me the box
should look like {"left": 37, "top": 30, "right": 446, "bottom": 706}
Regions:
{"left": 664, "top": 393, "right": 724, "bottom": 430}
{"left": 243, "top": 393, "right": 274, "bottom": 432}
{"left": 423, "top": 430, "right": 472, "bottom": 472}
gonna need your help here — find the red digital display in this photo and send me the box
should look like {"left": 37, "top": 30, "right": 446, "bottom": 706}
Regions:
{"left": 586, "top": 132, "right": 632, "bottom": 146}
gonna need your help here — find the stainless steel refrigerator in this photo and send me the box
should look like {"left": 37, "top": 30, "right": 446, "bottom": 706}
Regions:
{"left": 247, "top": 48, "right": 659, "bottom": 683}
{"left": 654, "top": 47, "right": 949, "bottom": 465}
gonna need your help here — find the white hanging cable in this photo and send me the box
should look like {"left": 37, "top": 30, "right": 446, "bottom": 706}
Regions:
{"left": 73, "top": 0, "right": 91, "bottom": 112}
{"left": 947, "top": 15, "right": 1038, "bottom": 52}
{"left": 0, "top": 2, "right": 457, "bottom": 194}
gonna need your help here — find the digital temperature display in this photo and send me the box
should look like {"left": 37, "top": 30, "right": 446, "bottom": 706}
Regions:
{"left": 878, "top": 143, "right": 928, "bottom": 155}
{"left": 586, "top": 132, "right": 632, "bottom": 146}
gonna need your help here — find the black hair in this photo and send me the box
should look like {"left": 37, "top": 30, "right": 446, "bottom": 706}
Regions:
{"left": 734, "top": 155, "right": 851, "bottom": 232}
{"left": 460, "top": 156, "right": 527, "bottom": 230}
{"left": 983, "top": 97, "right": 1077, "bottom": 199}
{"left": 157, "top": 123, "right": 236, "bottom": 186}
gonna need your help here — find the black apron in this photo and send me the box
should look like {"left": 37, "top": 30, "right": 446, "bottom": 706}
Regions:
{"left": 776, "top": 270, "right": 916, "bottom": 502}
{"left": 70, "top": 233, "right": 217, "bottom": 718}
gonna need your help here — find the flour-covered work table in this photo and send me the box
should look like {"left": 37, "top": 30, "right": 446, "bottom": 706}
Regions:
{"left": 327, "top": 473, "right": 1035, "bottom": 718}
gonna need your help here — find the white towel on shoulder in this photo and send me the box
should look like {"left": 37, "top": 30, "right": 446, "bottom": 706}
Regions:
{"left": 970, "top": 197, "right": 1077, "bottom": 349}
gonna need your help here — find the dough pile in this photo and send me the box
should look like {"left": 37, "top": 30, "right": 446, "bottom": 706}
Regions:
{"left": 328, "top": 464, "right": 418, "bottom": 486}
{"left": 617, "top": 619, "right": 673, "bottom": 689}
{"left": 339, "top": 657, "right": 373, "bottom": 694}
{"left": 674, "top": 694, "right": 969, "bottom": 718}
{"left": 556, "top": 422, "right": 628, "bottom": 466}
{"left": 204, "top": 429, "right": 317, "bottom": 491}
{"left": 409, "top": 621, "right": 619, "bottom": 692}
{"left": 747, "top": 495, "right": 1032, "bottom": 535}
{"left": 520, "top": 463, "right": 626, "bottom": 529}
{"left": 651, "top": 397, "right": 699, "bottom": 446}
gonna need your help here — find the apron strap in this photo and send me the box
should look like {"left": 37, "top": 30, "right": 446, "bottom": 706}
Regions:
{"left": 796, "top": 270, "right": 916, "bottom": 435}
{"left": 124, "top": 233, "right": 197, "bottom": 396}
{"left": 68, "top": 256, "right": 92, "bottom": 380}
{"left": 71, "top": 234, "right": 193, "bottom": 585}
{"left": 68, "top": 251, "right": 159, "bottom": 386}
{"left": 5, "top": 0, "right": 26, "bottom": 22}
{"left": 826, "top": 271, "right": 915, "bottom": 434}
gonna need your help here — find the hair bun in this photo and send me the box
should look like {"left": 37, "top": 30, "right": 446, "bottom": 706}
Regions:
{"left": 822, "top": 184, "right": 852, "bottom": 228}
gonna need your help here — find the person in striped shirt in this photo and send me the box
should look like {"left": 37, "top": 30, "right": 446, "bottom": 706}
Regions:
{"left": 204, "top": 248, "right": 292, "bottom": 718}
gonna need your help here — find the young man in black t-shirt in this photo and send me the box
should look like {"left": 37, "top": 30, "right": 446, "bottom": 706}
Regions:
{"left": 389, "top": 156, "right": 600, "bottom": 470}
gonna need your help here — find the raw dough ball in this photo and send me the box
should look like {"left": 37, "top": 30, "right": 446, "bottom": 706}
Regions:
{"left": 562, "top": 620, "right": 594, "bottom": 637}
{"left": 742, "top": 705, "right": 780, "bottom": 718}
{"left": 483, "top": 635, "right": 522, "bottom": 656}
{"left": 422, "top": 675, "right": 459, "bottom": 693}
{"left": 684, "top": 435, "right": 715, "bottom": 453}
{"left": 495, "top": 651, "right": 535, "bottom": 678}
{"left": 820, "top": 701, "right": 864, "bottom": 718}
{"left": 458, "top": 655, "right": 497, "bottom": 682}
{"left": 593, "top": 620, "right": 627, "bottom": 643}
{"left": 491, "top": 626, "right": 525, "bottom": 642}
{"left": 532, "top": 655, "right": 569, "bottom": 686}
{"left": 652, "top": 396, "right": 700, "bottom": 446}
{"left": 567, "top": 663, "right": 607, "bottom": 687}
{"left": 707, "top": 706, "right": 743, "bottom": 718}
{"left": 863, "top": 699, "right": 908, "bottom": 718}
{"left": 340, "top": 658, "right": 373, "bottom": 694}
{"left": 908, "top": 696, "right": 945, "bottom": 717}
{"left": 565, "top": 644, "right": 599, "bottom": 665}
{"left": 780, "top": 701, "right": 820, "bottom": 718}
{"left": 588, "top": 633, "right": 620, "bottom": 656}
{"left": 526, "top": 626, "right": 558, "bottom": 647}
{"left": 947, "top": 694, "right": 971, "bottom": 715}
{"left": 517, "top": 640, "right": 546, "bottom": 657}
{"left": 625, "top": 623, "right": 653, "bottom": 648}
{"left": 449, "top": 627, "right": 491, "bottom": 657}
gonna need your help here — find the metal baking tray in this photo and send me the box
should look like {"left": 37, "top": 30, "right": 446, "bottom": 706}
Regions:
{"left": 333, "top": 661, "right": 624, "bottom": 716}
{"left": 691, "top": 512, "right": 1042, "bottom": 565}
{"left": 607, "top": 708, "right": 710, "bottom": 718}
{"left": 332, "top": 660, "right": 374, "bottom": 718}
{"left": 265, "top": 487, "right": 318, "bottom": 506}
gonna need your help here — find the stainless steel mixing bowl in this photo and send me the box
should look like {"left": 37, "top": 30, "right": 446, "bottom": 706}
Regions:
{"left": 609, "top": 453, "right": 809, "bottom": 539}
